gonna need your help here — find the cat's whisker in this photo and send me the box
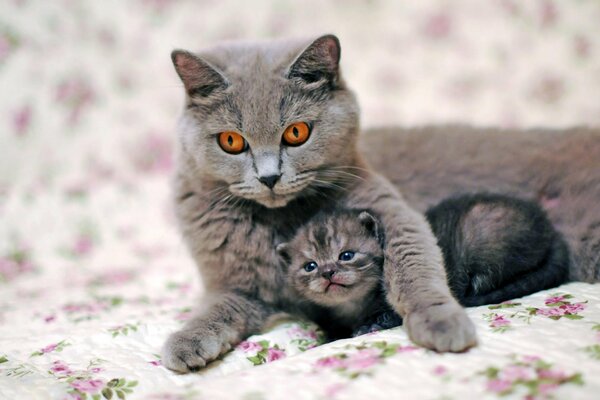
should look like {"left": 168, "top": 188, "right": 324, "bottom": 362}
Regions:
{"left": 317, "top": 169, "right": 366, "bottom": 183}
{"left": 196, "top": 186, "right": 230, "bottom": 201}
{"left": 311, "top": 179, "right": 349, "bottom": 193}
{"left": 329, "top": 165, "right": 371, "bottom": 174}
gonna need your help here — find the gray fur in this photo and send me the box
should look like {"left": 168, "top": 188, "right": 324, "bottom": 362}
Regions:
{"left": 359, "top": 126, "right": 600, "bottom": 282}
{"left": 162, "top": 35, "right": 476, "bottom": 373}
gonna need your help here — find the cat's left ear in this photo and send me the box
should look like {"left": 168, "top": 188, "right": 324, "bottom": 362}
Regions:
{"left": 287, "top": 34, "right": 341, "bottom": 87}
{"left": 358, "top": 211, "right": 384, "bottom": 244}
{"left": 171, "top": 50, "right": 228, "bottom": 98}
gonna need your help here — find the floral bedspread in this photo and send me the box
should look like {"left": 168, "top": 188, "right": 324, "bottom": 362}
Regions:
{"left": 1, "top": 275, "right": 600, "bottom": 399}
{"left": 2, "top": 0, "right": 600, "bottom": 399}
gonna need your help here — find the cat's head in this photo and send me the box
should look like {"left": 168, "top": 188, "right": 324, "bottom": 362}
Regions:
{"left": 277, "top": 210, "right": 384, "bottom": 306}
{"left": 172, "top": 35, "right": 360, "bottom": 208}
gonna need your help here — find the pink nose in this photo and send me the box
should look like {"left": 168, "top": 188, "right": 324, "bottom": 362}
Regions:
{"left": 321, "top": 270, "right": 335, "bottom": 280}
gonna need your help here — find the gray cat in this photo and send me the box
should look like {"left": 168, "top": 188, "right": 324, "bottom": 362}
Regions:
{"left": 279, "top": 194, "right": 569, "bottom": 340}
{"left": 162, "top": 34, "right": 599, "bottom": 372}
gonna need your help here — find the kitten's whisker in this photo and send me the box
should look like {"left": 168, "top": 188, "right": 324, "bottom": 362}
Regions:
{"left": 357, "top": 262, "right": 377, "bottom": 270}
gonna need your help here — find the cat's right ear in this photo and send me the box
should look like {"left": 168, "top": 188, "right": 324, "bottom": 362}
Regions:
{"left": 171, "top": 50, "right": 228, "bottom": 98}
{"left": 287, "top": 34, "right": 341, "bottom": 88}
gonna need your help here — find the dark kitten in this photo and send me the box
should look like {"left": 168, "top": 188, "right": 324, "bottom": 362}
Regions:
{"left": 426, "top": 193, "right": 570, "bottom": 307}
{"left": 280, "top": 193, "right": 570, "bottom": 337}
{"left": 277, "top": 210, "right": 397, "bottom": 338}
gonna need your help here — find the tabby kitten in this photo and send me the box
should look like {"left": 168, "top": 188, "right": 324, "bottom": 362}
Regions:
{"left": 281, "top": 194, "right": 569, "bottom": 338}
{"left": 277, "top": 209, "right": 392, "bottom": 338}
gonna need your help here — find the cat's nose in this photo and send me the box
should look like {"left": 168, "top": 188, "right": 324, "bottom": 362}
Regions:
{"left": 321, "top": 269, "right": 335, "bottom": 280}
{"left": 258, "top": 174, "right": 281, "bottom": 189}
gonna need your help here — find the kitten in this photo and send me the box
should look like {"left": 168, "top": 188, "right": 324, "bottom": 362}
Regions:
{"left": 280, "top": 193, "right": 569, "bottom": 337}
{"left": 426, "top": 193, "right": 570, "bottom": 306}
{"left": 277, "top": 209, "right": 395, "bottom": 338}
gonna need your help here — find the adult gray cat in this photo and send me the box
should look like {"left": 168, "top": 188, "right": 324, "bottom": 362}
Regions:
{"left": 162, "top": 35, "right": 476, "bottom": 372}
{"left": 162, "top": 34, "right": 599, "bottom": 372}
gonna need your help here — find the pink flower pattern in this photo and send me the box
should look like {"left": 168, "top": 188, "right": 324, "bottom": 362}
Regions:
{"left": 1, "top": 1, "right": 599, "bottom": 398}
{"left": 238, "top": 341, "right": 263, "bottom": 353}
{"left": 70, "top": 379, "right": 104, "bottom": 393}
{"left": 480, "top": 355, "right": 583, "bottom": 398}
{"left": 315, "top": 342, "right": 419, "bottom": 378}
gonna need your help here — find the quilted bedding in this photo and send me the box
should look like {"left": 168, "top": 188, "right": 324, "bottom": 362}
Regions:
{"left": 2, "top": 1, "right": 600, "bottom": 399}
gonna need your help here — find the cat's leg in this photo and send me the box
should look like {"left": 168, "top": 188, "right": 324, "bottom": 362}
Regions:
{"left": 161, "top": 291, "right": 274, "bottom": 372}
{"left": 350, "top": 174, "right": 477, "bottom": 352}
{"left": 461, "top": 235, "right": 570, "bottom": 306}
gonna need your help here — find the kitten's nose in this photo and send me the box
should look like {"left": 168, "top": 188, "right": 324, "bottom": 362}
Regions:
{"left": 321, "top": 269, "right": 335, "bottom": 280}
{"left": 258, "top": 174, "right": 281, "bottom": 189}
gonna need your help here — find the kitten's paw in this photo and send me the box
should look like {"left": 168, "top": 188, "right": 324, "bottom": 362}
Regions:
{"left": 161, "top": 328, "right": 232, "bottom": 373}
{"left": 405, "top": 302, "right": 477, "bottom": 353}
{"left": 352, "top": 323, "right": 383, "bottom": 337}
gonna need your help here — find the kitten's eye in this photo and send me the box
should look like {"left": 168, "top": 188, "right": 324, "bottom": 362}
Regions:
{"left": 218, "top": 131, "right": 248, "bottom": 154}
{"left": 303, "top": 261, "right": 318, "bottom": 272}
{"left": 339, "top": 251, "right": 355, "bottom": 261}
{"left": 282, "top": 122, "right": 310, "bottom": 146}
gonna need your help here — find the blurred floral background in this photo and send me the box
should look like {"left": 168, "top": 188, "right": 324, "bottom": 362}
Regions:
{"left": 1, "top": 1, "right": 600, "bottom": 398}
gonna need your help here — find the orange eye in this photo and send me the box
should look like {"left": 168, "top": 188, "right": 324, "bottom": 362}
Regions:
{"left": 282, "top": 122, "right": 310, "bottom": 146}
{"left": 218, "top": 131, "right": 247, "bottom": 154}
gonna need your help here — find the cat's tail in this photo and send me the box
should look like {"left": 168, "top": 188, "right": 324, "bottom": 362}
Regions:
{"left": 461, "top": 235, "right": 571, "bottom": 307}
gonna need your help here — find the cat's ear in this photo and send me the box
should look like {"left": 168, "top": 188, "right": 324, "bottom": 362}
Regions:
{"left": 276, "top": 243, "right": 289, "bottom": 258}
{"left": 275, "top": 243, "right": 290, "bottom": 262}
{"left": 287, "top": 34, "right": 341, "bottom": 87}
{"left": 358, "top": 211, "right": 383, "bottom": 243}
{"left": 171, "top": 50, "right": 228, "bottom": 98}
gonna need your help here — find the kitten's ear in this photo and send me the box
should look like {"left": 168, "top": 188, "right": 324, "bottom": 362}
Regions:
{"left": 358, "top": 211, "right": 383, "bottom": 243}
{"left": 276, "top": 243, "right": 289, "bottom": 258}
{"left": 171, "top": 50, "right": 228, "bottom": 98}
{"left": 287, "top": 34, "right": 341, "bottom": 87}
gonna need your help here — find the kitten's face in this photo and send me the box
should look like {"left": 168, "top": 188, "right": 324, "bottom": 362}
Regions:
{"left": 173, "top": 36, "right": 360, "bottom": 208}
{"left": 280, "top": 211, "right": 384, "bottom": 306}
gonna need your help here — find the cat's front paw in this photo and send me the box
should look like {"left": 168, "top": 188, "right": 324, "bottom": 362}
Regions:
{"left": 161, "top": 328, "right": 233, "bottom": 373}
{"left": 405, "top": 302, "right": 477, "bottom": 352}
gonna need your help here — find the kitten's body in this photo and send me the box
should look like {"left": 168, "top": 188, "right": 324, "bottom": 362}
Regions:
{"left": 283, "top": 194, "right": 569, "bottom": 337}
{"left": 426, "top": 193, "right": 570, "bottom": 306}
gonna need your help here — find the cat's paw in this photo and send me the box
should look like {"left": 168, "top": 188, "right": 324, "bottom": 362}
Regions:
{"left": 405, "top": 302, "right": 477, "bottom": 353}
{"left": 161, "top": 328, "right": 233, "bottom": 373}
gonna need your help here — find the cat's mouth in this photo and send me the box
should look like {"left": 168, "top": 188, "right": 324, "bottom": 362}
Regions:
{"left": 324, "top": 281, "right": 350, "bottom": 293}
{"left": 228, "top": 172, "right": 319, "bottom": 208}
{"left": 257, "top": 192, "right": 297, "bottom": 208}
